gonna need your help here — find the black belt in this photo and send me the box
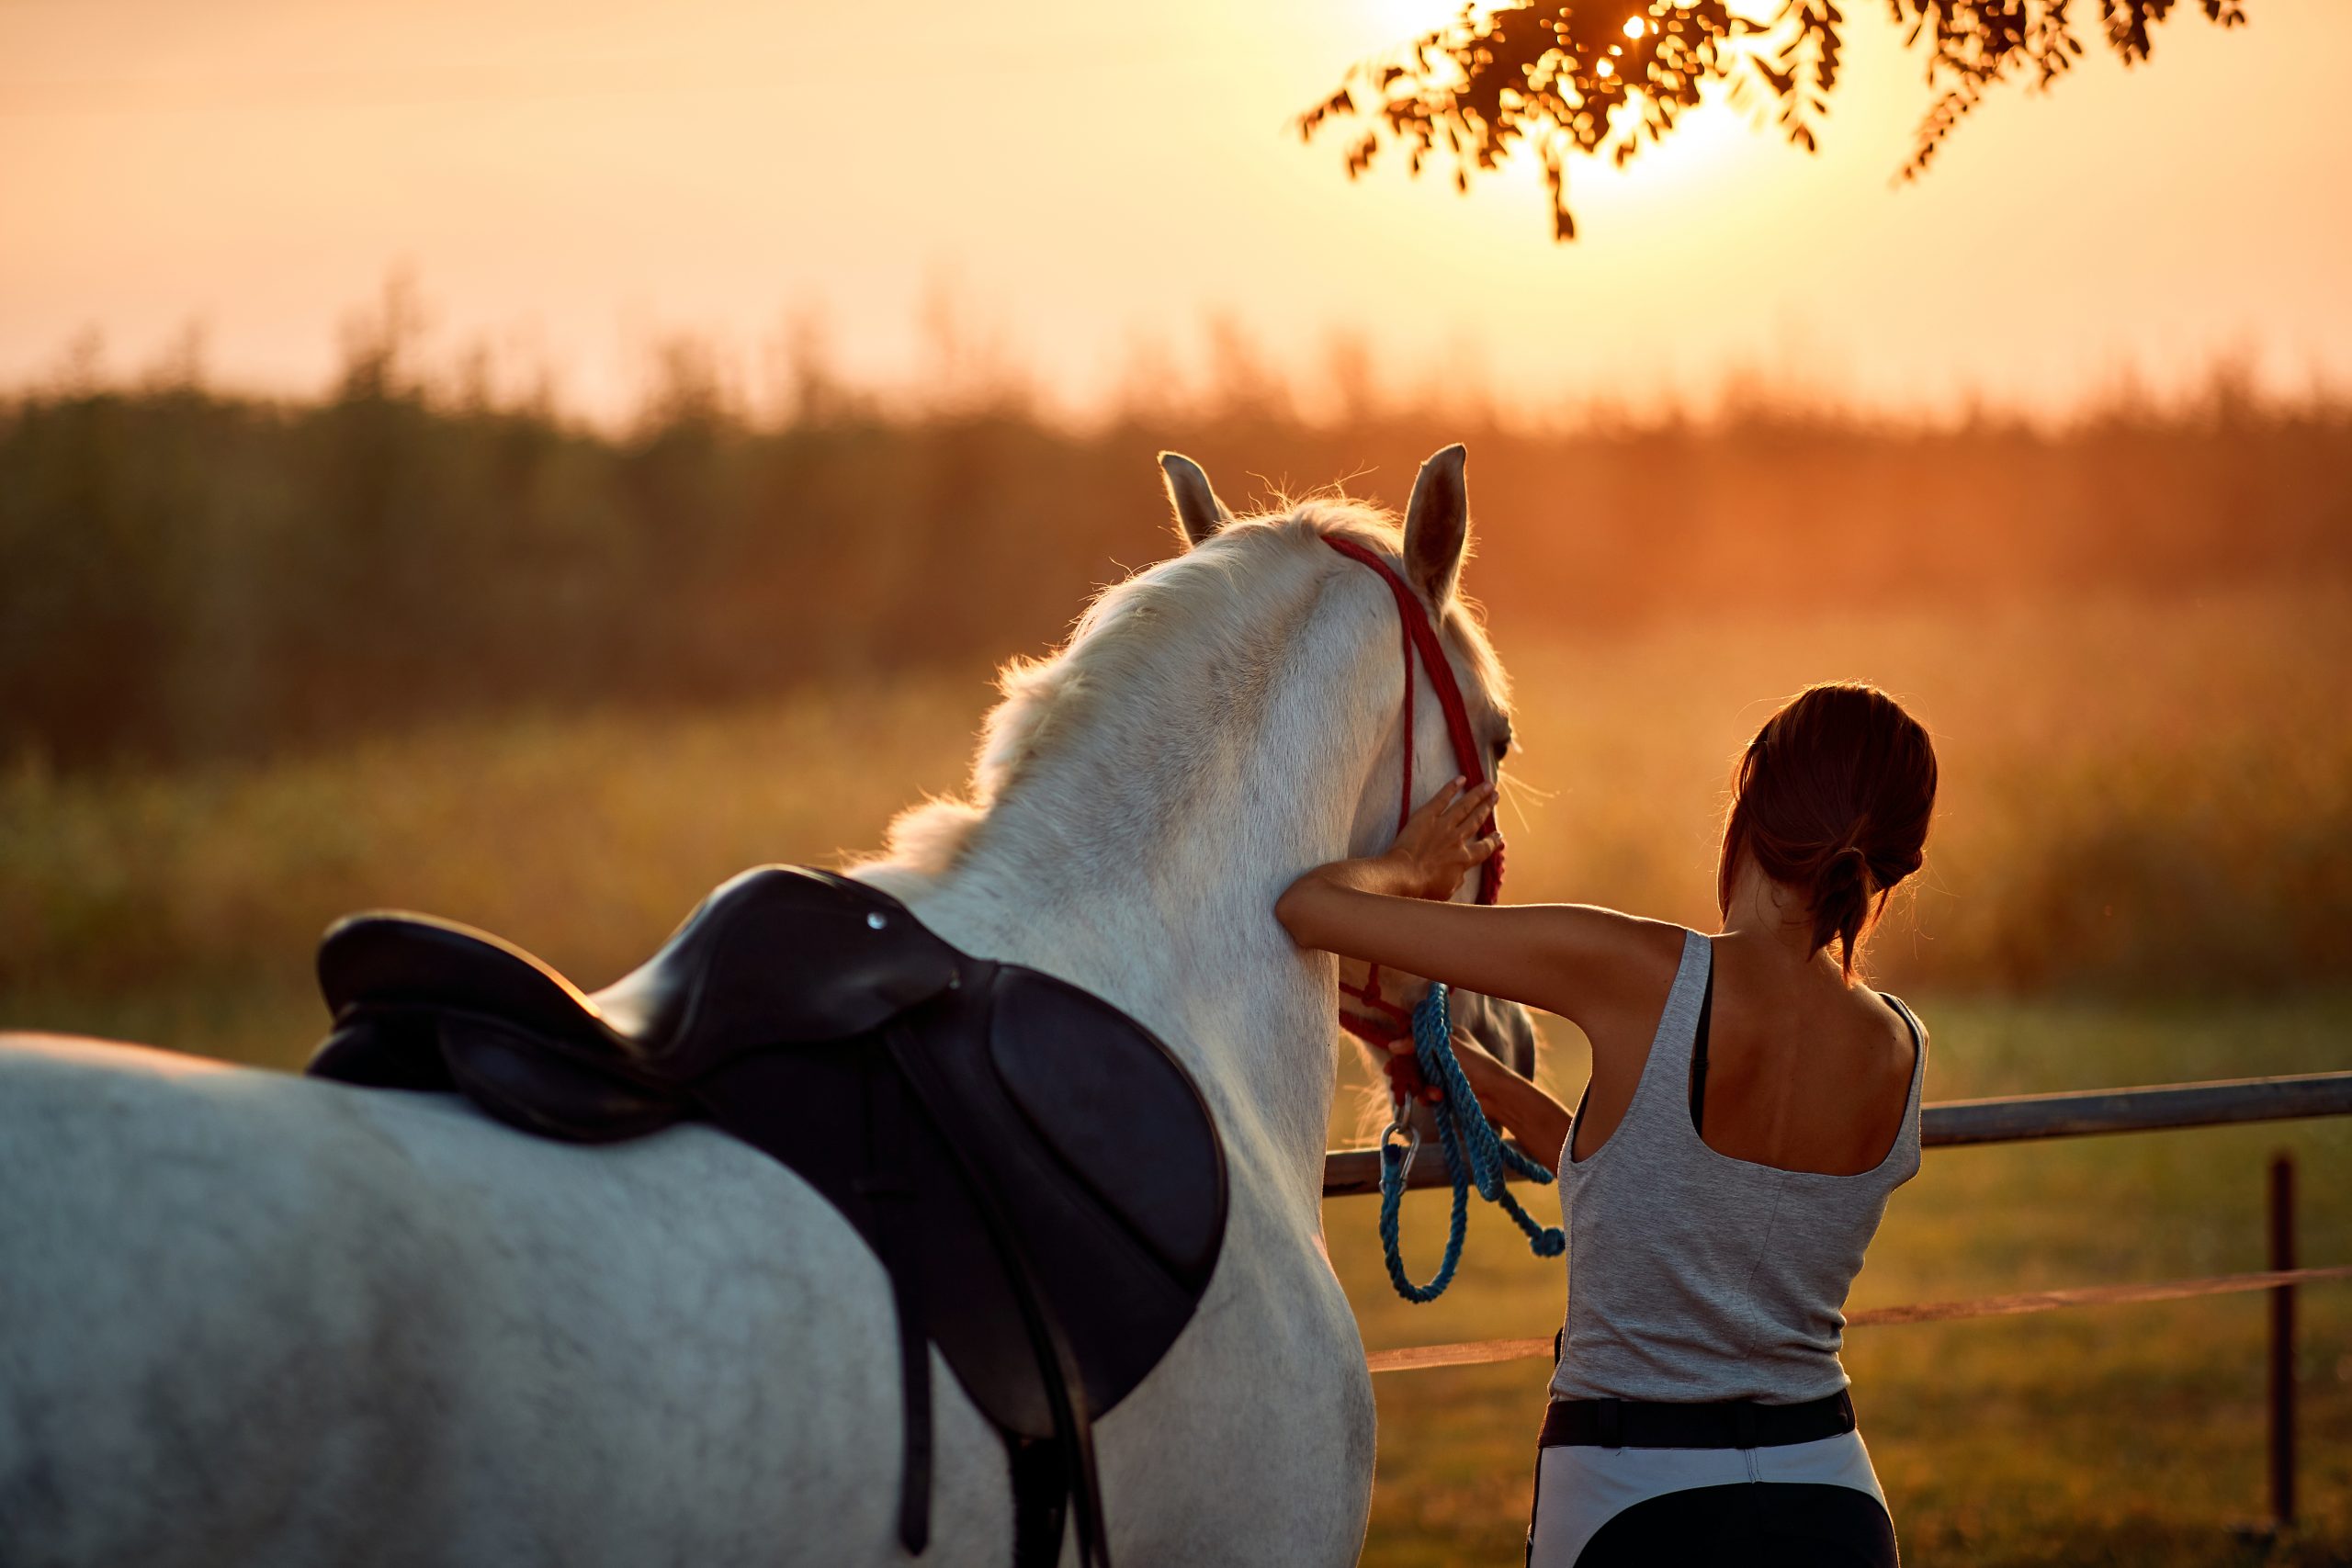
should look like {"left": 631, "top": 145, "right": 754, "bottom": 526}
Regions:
{"left": 1540, "top": 1389, "right": 1857, "bottom": 1450}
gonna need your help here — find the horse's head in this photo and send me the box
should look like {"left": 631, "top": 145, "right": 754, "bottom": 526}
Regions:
{"left": 1159, "top": 445, "right": 1541, "bottom": 1094}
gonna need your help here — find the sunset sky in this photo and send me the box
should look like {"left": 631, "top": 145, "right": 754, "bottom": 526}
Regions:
{"left": 4, "top": 0, "right": 2348, "bottom": 422}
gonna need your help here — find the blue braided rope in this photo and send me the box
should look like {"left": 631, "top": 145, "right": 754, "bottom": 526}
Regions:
{"left": 1376, "top": 983, "right": 1566, "bottom": 1303}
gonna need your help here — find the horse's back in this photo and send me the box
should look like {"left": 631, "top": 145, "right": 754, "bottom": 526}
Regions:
{"left": 0, "top": 1032, "right": 1010, "bottom": 1567}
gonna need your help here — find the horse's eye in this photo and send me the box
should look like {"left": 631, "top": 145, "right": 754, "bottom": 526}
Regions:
{"left": 1493, "top": 725, "right": 1513, "bottom": 762}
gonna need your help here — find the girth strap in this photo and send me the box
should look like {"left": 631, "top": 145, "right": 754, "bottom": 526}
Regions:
{"left": 1008, "top": 1437, "right": 1072, "bottom": 1568}
{"left": 881, "top": 1019, "right": 1112, "bottom": 1568}
{"left": 852, "top": 1065, "right": 933, "bottom": 1555}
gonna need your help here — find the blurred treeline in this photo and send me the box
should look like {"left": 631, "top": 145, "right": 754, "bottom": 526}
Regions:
{"left": 6, "top": 306, "right": 2350, "bottom": 769}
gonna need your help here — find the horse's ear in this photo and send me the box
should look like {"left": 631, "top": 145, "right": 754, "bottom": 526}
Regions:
{"left": 1403, "top": 444, "right": 1469, "bottom": 604}
{"left": 1159, "top": 452, "right": 1232, "bottom": 548}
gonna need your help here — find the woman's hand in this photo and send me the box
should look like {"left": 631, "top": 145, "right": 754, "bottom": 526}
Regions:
{"left": 1434, "top": 1021, "right": 1575, "bottom": 1167}
{"left": 1378, "top": 778, "right": 1501, "bottom": 901}
{"left": 1275, "top": 777, "right": 1499, "bottom": 945}
{"left": 1439, "top": 1021, "right": 1504, "bottom": 1088}
{"left": 1382, "top": 1022, "right": 1512, "bottom": 1113}
{"left": 1435, "top": 1022, "right": 1510, "bottom": 1110}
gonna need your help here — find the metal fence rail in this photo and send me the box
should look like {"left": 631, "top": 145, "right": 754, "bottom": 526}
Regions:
{"left": 1321, "top": 1069, "right": 2352, "bottom": 1197}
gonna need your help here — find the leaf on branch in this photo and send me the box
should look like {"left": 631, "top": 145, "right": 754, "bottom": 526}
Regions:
{"left": 1296, "top": 0, "right": 2247, "bottom": 241}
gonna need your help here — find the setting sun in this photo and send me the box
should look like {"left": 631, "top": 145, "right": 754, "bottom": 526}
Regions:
{"left": 1, "top": 1, "right": 2346, "bottom": 420}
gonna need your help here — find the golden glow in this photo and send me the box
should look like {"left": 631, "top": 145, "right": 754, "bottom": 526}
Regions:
{"left": 0, "top": 0, "right": 2345, "bottom": 420}
{"left": 1598, "top": 58, "right": 1614, "bottom": 76}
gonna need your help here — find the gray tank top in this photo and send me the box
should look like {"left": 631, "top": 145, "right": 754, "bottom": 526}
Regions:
{"left": 1549, "top": 929, "right": 1926, "bottom": 1405}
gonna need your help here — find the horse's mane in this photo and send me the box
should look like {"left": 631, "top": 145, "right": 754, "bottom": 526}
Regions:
{"left": 870, "top": 496, "right": 1506, "bottom": 879}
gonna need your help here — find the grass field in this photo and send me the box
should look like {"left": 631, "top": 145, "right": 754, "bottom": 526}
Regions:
{"left": 5, "top": 580, "right": 2349, "bottom": 1563}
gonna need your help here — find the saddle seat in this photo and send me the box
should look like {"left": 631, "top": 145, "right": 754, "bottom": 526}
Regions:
{"left": 312, "top": 866, "right": 969, "bottom": 1137}
{"left": 307, "top": 866, "right": 1227, "bottom": 1568}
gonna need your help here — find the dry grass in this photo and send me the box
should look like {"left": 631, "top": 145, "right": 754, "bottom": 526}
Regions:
{"left": 1487, "top": 578, "right": 2352, "bottom": 996}
{"left": 8, "top": 578, "right": 2346, "bottom": 1055}
{"left": 0, "top": 673, "right": 986, "bottom": 1062}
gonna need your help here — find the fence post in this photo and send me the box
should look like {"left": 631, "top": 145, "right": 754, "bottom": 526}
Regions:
{"left": 2267, "top": 1152, "right": 2297, "bottom": 1533}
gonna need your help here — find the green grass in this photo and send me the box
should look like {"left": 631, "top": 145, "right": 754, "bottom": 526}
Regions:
{"left": 1330, "top": 994, "right": 2352, "bottom": 1566}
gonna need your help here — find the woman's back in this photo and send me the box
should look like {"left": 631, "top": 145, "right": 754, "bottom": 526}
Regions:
{"left": 1695, "top": 931, "right": 1919, "bottom": 1176}
{"left": 1551, "top": 930, "right": 1925, "bottom": 1405}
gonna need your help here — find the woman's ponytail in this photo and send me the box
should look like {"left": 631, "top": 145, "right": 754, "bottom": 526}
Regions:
{"left": 1810, "top": 843, "right": 1876, "bottom": 976}
{"left": 1716, "top": 685, "right": 1936, "bottom": 982}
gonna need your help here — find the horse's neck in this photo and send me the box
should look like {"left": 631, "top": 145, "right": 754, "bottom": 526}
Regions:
{"left": 886, "top": 585, "right": 1398, "bottom": 1228}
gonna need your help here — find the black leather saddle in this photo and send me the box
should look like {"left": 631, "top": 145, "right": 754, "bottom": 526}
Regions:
{"left": 307, "top": 866, "right": 1227, "bottom": 1568}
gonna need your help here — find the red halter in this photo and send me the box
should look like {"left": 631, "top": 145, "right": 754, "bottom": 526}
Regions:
{"left": 1321, "top": 536, "right": 1505, "bottom": 1092}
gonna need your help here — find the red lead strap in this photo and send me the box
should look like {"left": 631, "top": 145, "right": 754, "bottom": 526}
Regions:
{"left": 1320, "top": 535, "right": 1506, "bottom": 1100}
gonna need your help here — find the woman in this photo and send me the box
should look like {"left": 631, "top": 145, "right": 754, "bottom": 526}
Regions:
{"left": 1278, "top": 682, "right": 1937, "bottom": 1567}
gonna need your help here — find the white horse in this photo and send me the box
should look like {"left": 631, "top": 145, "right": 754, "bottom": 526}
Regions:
{"left": 0, "top": 445, "right": 1524, "bottom": 1568}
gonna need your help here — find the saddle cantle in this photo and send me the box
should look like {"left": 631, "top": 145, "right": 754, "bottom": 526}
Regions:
{"left": 307, "top": 866, "right": 1227, "bottom": 1568}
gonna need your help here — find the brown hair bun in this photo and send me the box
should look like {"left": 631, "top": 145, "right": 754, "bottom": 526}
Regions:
{"left": 1716, "top": 683, "right": 1937, "bottom": 980}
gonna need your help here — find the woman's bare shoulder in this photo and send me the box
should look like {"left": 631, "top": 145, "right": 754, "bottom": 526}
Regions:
{"left": 1540, "top": 904, "right": 1686, "bottom": 968}
{"left": 1537, "top": 906, "right": 1690, "bottom": 1028}
{"left": 1848, "top": 984, "right": 1925, "bottom": 1080}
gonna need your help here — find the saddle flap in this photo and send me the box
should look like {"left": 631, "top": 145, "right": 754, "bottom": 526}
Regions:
{"left": 986, "top": 972, "right": 1227, "bottom": 1290}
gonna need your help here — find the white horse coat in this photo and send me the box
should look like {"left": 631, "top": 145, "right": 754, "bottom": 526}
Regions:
{"left": 0, "top": 448, "right": 1521, "bottom": 1567}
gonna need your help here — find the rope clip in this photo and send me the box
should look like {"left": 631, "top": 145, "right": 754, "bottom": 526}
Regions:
{"left": 1379, "top": 1107, "right": 1422, "bottom": 1184}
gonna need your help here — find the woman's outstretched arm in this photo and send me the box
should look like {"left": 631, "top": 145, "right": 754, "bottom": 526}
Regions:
{"left": 1276, "top": 779, "right": 1684, "bottom": 1160}
{"left": 1449, "top": 1037, "right": 1577, "bottom": 1170}
{"left": 1275, "top": 780, "right": 1675, "bottom": 1032}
